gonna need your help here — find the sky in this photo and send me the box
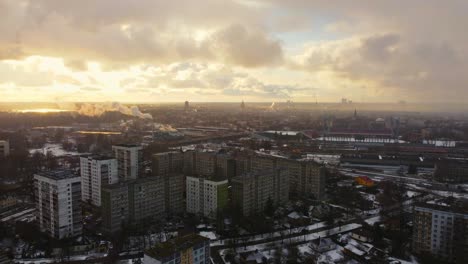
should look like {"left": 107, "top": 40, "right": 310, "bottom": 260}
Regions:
{"left": 0, "top": 0, "right": 467, "bottom": 103}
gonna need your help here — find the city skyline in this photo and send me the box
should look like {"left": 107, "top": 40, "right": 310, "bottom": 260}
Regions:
{"left": 1, "top": 1, "right": 468, "bottom": 103}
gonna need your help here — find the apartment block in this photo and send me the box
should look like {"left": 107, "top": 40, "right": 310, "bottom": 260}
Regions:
{"left": 0, "top": 140, "right": 9, "bottom": 157}
{"left": 101, "top": 177, "right": 165, "bottom": 234}
{"left": 412, "top": 199, "right": 468, "bottom": 263}
{"left": 112, "top": 144, "right": 143, "bottom": 181}
{"left": 152, "top": 151, "right": 184, "bottom": 176}
{"left": 231, "top": 168, "right": 289, "bottom": 216}
{"left": 101, "top": 182, "right": 129, "bottom": 234}
{"left": 80, "top": 155, "right": 118, "bottom": 206}
{"left": 163, "top": 173, "right": 185, "bottom": 216}
{"left": 34, "top": 169, "right": 82, "bottom": 239}
{"left": 186, "top": 176, "right": 228, "bottom": 219}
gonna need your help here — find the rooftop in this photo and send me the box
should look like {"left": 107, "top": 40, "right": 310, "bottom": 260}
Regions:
{"left": 145, "top": 234, "right": 209, "bottom": 259}
{"left": 80, "top": 154, "right": 115, "bottom": 161}
{"left": 415, "top": 198, "right": 468, "bottom": 215}
{"left": 112, "top": 144, "right": 142, "bottom": 148}
{"left": 35, "top": 169, "right": 78, "bottom": 181}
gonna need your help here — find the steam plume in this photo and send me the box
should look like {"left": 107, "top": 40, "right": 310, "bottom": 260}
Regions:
{"left": 75, "top": 102, "right": 152, "bottom": 119}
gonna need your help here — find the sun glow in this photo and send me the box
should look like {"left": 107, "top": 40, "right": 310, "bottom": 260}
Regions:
{"left": 15, "top": 108, "right": 71, "bottom": 113}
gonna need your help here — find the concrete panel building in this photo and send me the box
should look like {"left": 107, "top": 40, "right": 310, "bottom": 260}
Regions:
{"left": 412, "top": 199, "right": 468, "bottom": 263}
{"left": 112, "top": 144, "right": 143, "bottom": 181}
{"left": 186, "top": 176, "right": 228, "bottom": 219}
{"left": 34, "top": 169, "right": 82, "bottom": 239}
{"left": 80, "top": 155, "right": 118, "bottom": 206}
{"left": 231, "top": 168, "right": 289, "bottom": 216}
{"left": 0, "top": 140, "right": 9, "bottom": 157}
{"left": 101, "top": 177, "right": 165, "bottom": 234}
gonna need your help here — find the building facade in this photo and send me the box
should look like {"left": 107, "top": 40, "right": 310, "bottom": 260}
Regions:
{"left": 101, "top": 182, "right": 129, "bottom": 234}
{"left": 412, "top": 200, "right": 468, "bottom": 263}
{"left": 152, "top": 151, "right": 184, "bottom": 176}
{"left": 0, "top": 140, "right": 9, "bottom": 157}
{"left": 231, "top": 168, "right": 289, "bottom": 216}
{"left": 101, "top": 177, "right": 165, "bottom": 234}
{"left": 144, "top": 234, "right": 210, "bottom": 264}
{"left": 80, "top": 155, "right": 118, "bottom": 206}
{"left": 186, "top": 176, "right": 228, "bottom": 219}
{"left": 112, "top": 144, "right": 143, "bottom": 181}
{"left": 163, "top": 173, "right": 185, "bottom": 216}
{"left": 434, "top": 159, "right": 468, "bottom": 183}
{"left": 34, "top": 170, "right": 82, "bottom": 239}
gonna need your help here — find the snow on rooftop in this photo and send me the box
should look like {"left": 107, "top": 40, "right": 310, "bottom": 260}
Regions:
{"left": 29, "top": 143, "right": 81, "bottom": 157}
{"left": 199, "top": 231, "right": 217, "bottom": 240}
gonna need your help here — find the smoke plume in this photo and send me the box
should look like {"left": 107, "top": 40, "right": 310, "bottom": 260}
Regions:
{"left": 75, "top": 102, "right": 152, "bottom": 119}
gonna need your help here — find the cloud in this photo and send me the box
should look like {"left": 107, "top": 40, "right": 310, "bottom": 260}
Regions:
{"left": 295, "top": 33, "right": 468, "bottom": 101}
{"left": 0, "top": 0, "right": 282, "bottom": 68}
{"left": 1, "top": 0, "right": 468, "bottom": 102}
{"left": 209, "top": 24, "right": 283, "bottom": 67}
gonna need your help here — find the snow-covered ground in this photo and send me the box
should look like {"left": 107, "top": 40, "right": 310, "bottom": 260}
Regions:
{"left": 29, "top": 143, "right": 80, "bottom": 157}
{"left": 304, "top": 154, "right": 341, "bottom": 165}
{"left": 365, "top": 216, "right": 381, "bottom": 225}
{"left": 211, "top": 221, "right": 327, "bottom": 247}
{"left": 1, "top": 208, "right": 35, "bottom": 222}
{"left": 219, "top": 222, "right": 362, "bottom": 255}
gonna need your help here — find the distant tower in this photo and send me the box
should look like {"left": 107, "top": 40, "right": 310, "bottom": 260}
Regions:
{"left": 184, "top": 101, "right": 189, "bottom": 112}
{"left": 241, "top": 100, "right": 245, "bottom": 111}
{"left": 354, "top": 109, "right": 358, "bottom": 119}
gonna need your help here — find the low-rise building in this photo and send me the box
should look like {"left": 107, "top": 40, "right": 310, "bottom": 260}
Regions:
{"left": 144, "top": 233, "right": 210, "bottom": 264}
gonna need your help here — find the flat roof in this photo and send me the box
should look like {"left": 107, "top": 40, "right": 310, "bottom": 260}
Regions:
{"left": 80, "top": 154, "right": 115, "bottom": 161}
{"left": 112, "top": 144, "right": 142, "bottom": 148}
{"left": 35, "top": 169, "right": 78, "bottom": 181}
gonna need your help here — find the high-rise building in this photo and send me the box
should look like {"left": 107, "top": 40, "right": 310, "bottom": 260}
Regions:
{"left": 129, "top": 177, "right": 165, "bottom": 223}
{"left": 152, "top": 151, "right": 184, "bottom": 176}
{"left": 277, "top": 159, "right": 326, "bottom": 199}
{"left": 112, "top": 144, "right": 143, "bottom": 181}
{"left": 195, "top": 151, "right": 217, "bottom": 177}
{"left": 250, "top": 154, "right": 326, "bottom": 200}
{"left": 0, "top": 140, "right": 9, "bottom": 157}
{"left": 34, "top": 169, "right": 82, "bottom": 239}
{"left": 101, "top": 182, "right": 129, "bottom": 234}
{"left": 80, "top": 155, "right": 118, "bottom": 206}
{"left": 186, "top": 176, "right": 228, "bottom": 219}
{"left": 163, "top": 173, "right": 185, "bottom": 216}
{"left": 215, "top": 154, "right": 236, "bottom": 179}
{"left": 412, "top": 199, "right": 468, "bottom": 263}
{"left": 231, "top": 168, "right": 289, "bottom": 216}
{"left": 101, "top": 177, "right": 165, "bottom": 234}
{"left": 144, "top": 233, "right": 210, "bottom": 264}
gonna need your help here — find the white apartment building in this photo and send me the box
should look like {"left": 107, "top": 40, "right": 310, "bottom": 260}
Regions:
{"left": 0, "top": 140, "right": 9, "bottom": 157}
{"left": 112, "top": 144, "right": 143, "bottom": 181}
{"left": 34, "top": 170, "right": 82, "bottom": 239}
{"left": 80, "top": 155, "right": 118, "bottom": 206}
{"left": 413, "top": 200, "right": 468, "bottom": 262}
{"left": 186, "top": 176, "right": 228, "bottom": 219}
